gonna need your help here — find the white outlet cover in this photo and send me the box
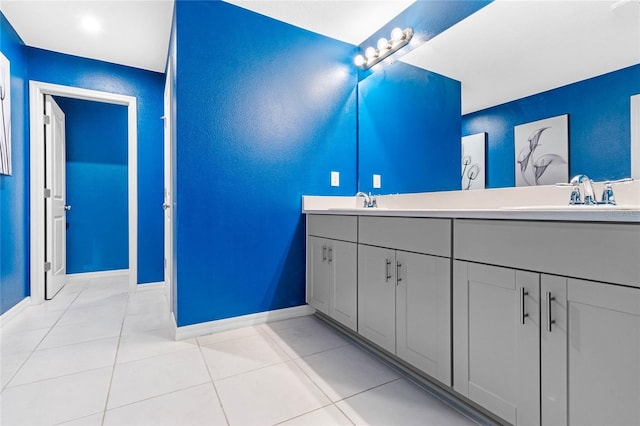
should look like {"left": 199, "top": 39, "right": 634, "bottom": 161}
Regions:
{"left": 331, "top": 171, "right": 340, "bottom": 187}
{"left": 373, "top": 174, "right": 381, "bottom": 188}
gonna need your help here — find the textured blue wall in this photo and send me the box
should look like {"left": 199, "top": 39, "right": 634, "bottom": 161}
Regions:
{"left": 463, "top": 64, "right": 640, "bottom": 188}
{"left": 53, "top": 97, "right": 129, "bottom": 274}
{"left": 358, "top": 63, "right": 461, "bottom": 194}
{"left": 27, "top": 48, "right": 165, "bottom": 283}
{"left": 174, "top": 1, "right": 357, "bottom": 326}
{"left": 0, "top": 13, "right": 29, "bottom": 315}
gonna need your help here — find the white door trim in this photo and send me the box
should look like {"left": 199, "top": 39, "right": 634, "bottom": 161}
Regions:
{"left": 631, "top": 94, "right": 639, "bottom": 180}
{"left": 29, "top": 81, "right": 138, "bottom": 304}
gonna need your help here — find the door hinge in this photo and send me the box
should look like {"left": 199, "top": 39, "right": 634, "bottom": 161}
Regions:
{"left": 44, "top": 188, "right": 51, "bottom": 198}
{"left": 44, "top": 262, "right": 52, "bottom": 272}
{"left": 44, "top": 115, "right": 51, "bottom": 125}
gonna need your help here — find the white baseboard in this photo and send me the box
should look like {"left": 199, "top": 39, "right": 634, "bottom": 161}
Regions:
{"left": 66, "top": 269, "right": 129, "bottom": 283}
{"left": 173, "top": 304, "right": 316, "bottom": 341}
{"left": 136, "top": 282, "right": 164, "bottom": 292}
{"left": 0, "top": 297, "right": 31, "bottom": 328}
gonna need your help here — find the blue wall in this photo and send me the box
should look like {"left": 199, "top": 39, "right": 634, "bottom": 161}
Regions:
{"left": 27, "top": 48, "right": 165, "bottom": 284}
{"left": 358, "top": 62, "right": 461, "bottom": 194}
{"left": 0, "top": 13, "right": 29, "bottom": 315}
{"left": 174, "top": 1, "right": 357, "bottom": 326}
{"left": 53, "top": 97, "right": 129, "bottom": 274}
{"left": 463, "top": 64, "right": 640, "bottom": 188}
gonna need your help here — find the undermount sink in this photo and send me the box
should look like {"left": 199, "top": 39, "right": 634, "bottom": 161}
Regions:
{"left": 500, "top": 204, "right": 639, "bottom": 211}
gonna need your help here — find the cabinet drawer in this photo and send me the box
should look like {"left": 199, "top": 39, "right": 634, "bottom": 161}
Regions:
{"left": 307, "top": 215, "right": 357, "bottom": 242}
{"left": 454, "top": 219, "right": 640, "bottom": 288}
{"left": 359, "top": 217, "right": 451, "bottom": 257}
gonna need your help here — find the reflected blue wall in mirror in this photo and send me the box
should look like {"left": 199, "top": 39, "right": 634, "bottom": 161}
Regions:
{"left": 463, "top": 64, "right": 640, "bottom": 187}
{"left": 358, "top": 62, "right": 461, "bottom": 194}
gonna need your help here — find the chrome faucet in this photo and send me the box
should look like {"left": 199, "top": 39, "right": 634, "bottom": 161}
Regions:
{"left": 599, "top": 178, "right": 633, "bottom": 205}
{"left": 569, "top": 174, "right": 597, "bottom": 205}
{"left": 355, "top": 192, "right": 377, "bottom": 208}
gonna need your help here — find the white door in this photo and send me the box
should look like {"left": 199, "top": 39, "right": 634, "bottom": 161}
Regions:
{"left": 163, "top": 66, "right": 174, "bottom": 312}
{"left": 45, "top": 95, "right": 67, "bottom": 299}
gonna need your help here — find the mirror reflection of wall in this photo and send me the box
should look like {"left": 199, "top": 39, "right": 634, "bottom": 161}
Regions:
{"left": 358, "top": 62, "right": 460, "bottom": 194}
{"left": 357, "top": 0, "right": 640, "bottom": 192}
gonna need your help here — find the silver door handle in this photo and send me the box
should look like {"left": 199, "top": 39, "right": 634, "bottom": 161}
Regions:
{"left": 547, "top": 291, "right": 556, "bottom": 332}
{"left": 64, "top": 205, "right": 72, "bottom": 211}
{"left": 327, "top": 247, "right": 333, "bottom": 263}
{"left": 385, "top": 259, "right": 392, "bottom": 282}
{"left": 396, "top": 261, "right": 402, "bottom": 284}
{"left": 162, "top": 203, "right": 170, "bottom": 210}
{"left": 322, "top": 246, "right": 327, "bottom": 262}
{"left": 521, "top": 287, "right": 529, "bottom": 325}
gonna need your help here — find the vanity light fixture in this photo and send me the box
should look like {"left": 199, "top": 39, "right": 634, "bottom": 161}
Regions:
{"left": 354, "top": 27, "right": 413, "bottom": 70}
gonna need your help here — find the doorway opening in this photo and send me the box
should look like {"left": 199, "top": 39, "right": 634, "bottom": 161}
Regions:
{"left": 29, "top": 81, "right": 138, "bottom": 304}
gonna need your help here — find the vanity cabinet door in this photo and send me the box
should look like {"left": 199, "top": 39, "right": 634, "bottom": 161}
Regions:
{"left": 358, "top": 244, "right": 396, "bottom": 354}
{"left": 330, "top": 240, "right": 357, "bottom": 331}
{"left": 541, "top": 275, "right": 568, "bottom": 426}
{"left": 565, "top": 279, "right": 640, "bottom": 426}
{"left": 396, "top": 251, "right": 451, "bottom": 386}
{"left": 453, "top": 261, "right": 540, "bottom": 425}
{"left": 307, "top": 237, "right": 331, "bottom": 315}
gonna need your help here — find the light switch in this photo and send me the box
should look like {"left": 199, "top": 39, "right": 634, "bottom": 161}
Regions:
{"left": 373, "top": 174, "right": 381, "bottom": 189}
{"left": 331, "top": 171, "right": 340, "bottom": 187}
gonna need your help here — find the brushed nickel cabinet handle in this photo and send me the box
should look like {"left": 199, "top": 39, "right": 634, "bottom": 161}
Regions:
{"left": 328, "top": 247, "right": 333, "bottom": 263}
{"left": 385, "top": 259, "right": 392, "bottom": 282}
{"left": 396, "top": 262, "right": 402, "bottom": 284}
{"left": 322, "top": 246, "right": 327, "bottom": 263}
{"left": 547, "top": 291, "right": 557, "bottom": 332}
{"left": 521, "top": 287, "right": 530, "bottom": 325}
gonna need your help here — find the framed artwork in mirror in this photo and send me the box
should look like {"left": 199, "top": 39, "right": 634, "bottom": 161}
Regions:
{"left": 0, "top": 52, "right": 10, "bottom": 176}
{"left": 515, "top": 114, "right": 568, "bottom": 186}
{"left": 461, "top": 132, "right": 485, "bottom": 190}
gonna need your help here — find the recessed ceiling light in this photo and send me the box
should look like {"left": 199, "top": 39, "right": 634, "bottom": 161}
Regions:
{"left": 81, "top": 16, "right": 102, "bottom": 34}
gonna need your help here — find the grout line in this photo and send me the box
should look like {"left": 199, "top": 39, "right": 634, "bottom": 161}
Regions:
{"left": 100, "top": 289, "right": 130, "bottom": 426}
{"left": 270, "top": 402, "right": 337, "bottom": 426}
{"left": 196, "top": 342, "right": 231, "bottom": 426}
{"left": 1, "top": 290, "right": 83, "bottom": 390}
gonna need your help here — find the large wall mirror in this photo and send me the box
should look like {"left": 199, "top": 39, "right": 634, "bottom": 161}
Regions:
{"left": 358, "top": 0, "right": 640, "bottom": 193}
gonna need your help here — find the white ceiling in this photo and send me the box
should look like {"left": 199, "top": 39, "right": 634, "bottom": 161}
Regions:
{"left": 0, "top": 0, "right": 175, "bottom": 73}
{"left": 1, "top": 0, "right": 638, "bottom": 113}
{"left": 223, "top": 0, "right": 414, "bottom": 46}
{"left": 402, "top": 0, "right": 640, "bottom": 114}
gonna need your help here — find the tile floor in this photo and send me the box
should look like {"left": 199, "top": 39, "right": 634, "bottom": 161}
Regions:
{"left": 1, "top": 277, "right": 480, "bottom": 425}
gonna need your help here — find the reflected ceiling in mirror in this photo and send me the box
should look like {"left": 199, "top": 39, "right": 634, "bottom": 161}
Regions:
{"left": 401, "top": 0, "right": 640, "bottom": 114}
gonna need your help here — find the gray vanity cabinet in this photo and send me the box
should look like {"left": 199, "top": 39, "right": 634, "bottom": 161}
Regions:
{"left": 358, "top": 217, "right": 452, "bottom": 386}
{"left": 453, "top": 261, "right": 540, "bottom": 425}
{"left": 306, "top": 215, "right": 358, "bottom": 331}
{"left": 454, "top": 219, "right": 640, "bottom": 426}
{"left": 545, "top": 277, "right": 640, "bottom": 426}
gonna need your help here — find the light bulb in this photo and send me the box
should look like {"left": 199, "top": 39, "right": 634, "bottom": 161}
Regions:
{"left": 365, "top": 47, "right": 378, "bottom": 60}
{"left": 391, "top": 27, "right": 405, "bottom": 43}
{"left": 377, "top": 37, "right": 390, "bottom": 50}
{"left": 354, "top": 55, "right": 366, "bottom": 67}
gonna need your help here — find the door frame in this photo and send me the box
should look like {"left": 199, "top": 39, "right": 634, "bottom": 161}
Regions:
{"left": 29, "top": 81, "right": 138, "bottom": 304}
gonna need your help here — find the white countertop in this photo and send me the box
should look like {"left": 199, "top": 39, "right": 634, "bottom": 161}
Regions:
{"left": 302, "top": 183, "right": 640, "bottom": 223}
